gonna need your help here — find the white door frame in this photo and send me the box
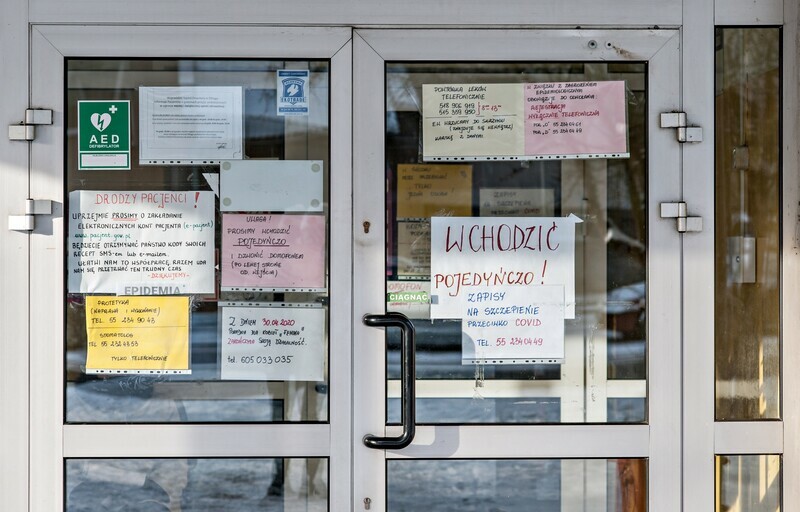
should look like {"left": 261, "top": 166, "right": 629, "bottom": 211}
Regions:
{"left": 352, "top": 28, "right": 682, "bottom": 511}
{"left": 27, "top": 24, "right": 353, "bottom": 512}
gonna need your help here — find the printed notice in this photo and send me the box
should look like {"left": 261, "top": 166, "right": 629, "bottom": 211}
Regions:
{"left": 461, "top": 285, "right": 565, "bottom": 364}
{"left": 479, "top": 188, "right": 555, "bottom": 217}
{"left": 78, "top": 100, "right": 131, "bottom": 170}
{"left": 68, "top": 191, "right": 215, "bottom": 294}
{"left": 423, "top": 84, "right": 523, "bottom": 160}
{"left": 430, "top": 215, "right": 581, "bottom": 319}
{"left": 396, "top": 164, "right": 473, "bottom": 218}
{"left": 221, "top": 305, "right": 325, "bottom": 381}
{"left": 387, "top": 280, "right": 430, "bottom": 319}
{"left": 139, "top": 86, "right": 243, "bottom": 163}
{"left": 221, "top": 214, "right": 326, "bottom": 291}
{"left": 397, "top": 221, "right": 431, "bottom": 277}
{"left": 85, "top": 296, "right": 190, "bottom": 374}
{"left": 524, "top": 81, "right": 628, "bottom": 158}
{"left": 422, "top": 81, "right": 628, "bottom": 161}
{"left": 277, "top": 70, "right": 310, "bottom": 116}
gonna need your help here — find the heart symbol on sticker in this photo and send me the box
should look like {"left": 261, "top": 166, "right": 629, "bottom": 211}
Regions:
{"left": 90, "top": 112, "right": 112, "bottom": 132}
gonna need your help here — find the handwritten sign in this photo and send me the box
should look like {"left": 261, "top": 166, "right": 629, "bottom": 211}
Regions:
{"left": 396, "top": 164, "right": 473, "bottom": 218}
{"left": 423, "top": 84, "right": 523, "bottom": 160}
{"left": 422, "top": 81, "right": 628, "bottom": 161}
{"left": 479, "top": 188, "right": 555, "bottom": 217}
{"left": 68, "top": 191, "right": 215, "bottom": 294}
{"left": 397, "top": 221, "right": 431, "bottom": 277}
{"left": 430, "top": 215, "right": 580, "bottom": 319}
{"left": 85, "top": 296, "right": 190, "bottom": 374}
{"left": 387, "top": 280, "right": 431, "bottom": 319}
{"left": 524, "top": 81, "right": 628, "bottom": 158}
{"left": 139, "top": 86, "right": 243, "bottom": 164}
{"left": 221, "top": 214, "right": 326, "bottom": 291}
{"left": 220, "top": 160, "right": 324, "bottom": 212}
{"left": 220, "top": 304, "right": 325, "bottom": 381}
{"left": 461, "top": 285, "right": 564, "bottom": 364}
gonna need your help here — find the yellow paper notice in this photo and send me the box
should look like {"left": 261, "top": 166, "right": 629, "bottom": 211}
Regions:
{"left": 85, "top": 296, "right": 190, "bottom": 374}
{"left": 396, "top": 164, "right": 473, "bottom": 218}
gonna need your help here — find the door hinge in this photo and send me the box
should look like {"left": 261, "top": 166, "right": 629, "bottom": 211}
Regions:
{"left": 8, "top": 199, "right": 53, "bottom": 231}
{"left": 660, "top": 112, "right": 703, "bottom": 143}
{"left": 660, "top": 202, "right": 702, "bottom": 233}
{"left": 8, "top": 109, "right": 53, "bottom": 141}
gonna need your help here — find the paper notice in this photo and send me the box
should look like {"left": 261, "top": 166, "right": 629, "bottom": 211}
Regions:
{"left": 221, "top": 214, "right": 326, "bottom": 291}
{"left": 387, "top": 280, "right": 431, "bottom": 320}
{"left": 396, "top": 164, "right": 473, "bottom": 218}
{"left": 461, "top": 285, "right": 565, "bottom": 364}
{"left": 422, "top": 84, "right": 523, "bottom": 160}
{"left": 397, "top": 221, "right": 431, "bottom": 277}
{"left": 139, "top": 86, "right": 243, "bottom": 163}
{"left": 68, "top": 190, "right": 215, "bottom": 294}
{"left": 479, "top": 188, "right": 555, "bottom": 217}
{"left": 430, "top": 216, "right": 580, "bottom": 319}
{"left": 85, "top": 296, "right": 190, "bottom": 374}
{"left": 221, "top": 305, "right": 325, "bottom": 381}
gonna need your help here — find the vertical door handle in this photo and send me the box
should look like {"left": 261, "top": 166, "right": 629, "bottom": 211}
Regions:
{"left": 362, "top": 312, "right": 416, "bottom": 450}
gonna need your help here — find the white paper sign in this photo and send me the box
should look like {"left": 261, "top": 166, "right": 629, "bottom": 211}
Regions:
{"left": 68, "top": 190, "right": 215, "bottom": 294}
{"left": 219, "top": 160, "right": 323, "bottom": 212}
{"left": 139, "top": 86, "right": 243, "bottom": 163}
{"left": 430, "top": 215, "right": 580, "bottom": 319}
{"left": 220, "top": 304, "right": 325, "bottom": 381}
{"left": 461, "top": 285, "right": 565, "bottom": 364}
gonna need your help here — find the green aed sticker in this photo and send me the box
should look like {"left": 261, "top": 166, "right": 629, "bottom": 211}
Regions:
{"left": 78, "top": 100, "right": 131, "bottom": 170}
{"left": 387, "top": 291, "right": 429, "bottom": 304}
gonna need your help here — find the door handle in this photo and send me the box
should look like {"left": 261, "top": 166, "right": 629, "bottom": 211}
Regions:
{"left": 362, "top": 312, "right": 416, "bottom": 450}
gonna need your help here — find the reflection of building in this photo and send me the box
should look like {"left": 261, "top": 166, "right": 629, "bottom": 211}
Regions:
{"left": 0, "top": 2, "right": 795, "bottom": 511}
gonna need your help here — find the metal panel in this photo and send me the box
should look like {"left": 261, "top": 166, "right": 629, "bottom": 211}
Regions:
{"left": 0, "top": 0, "right": 30, "bottom": 510}
{"left": 681, "top": 0, "right": 716, "bottom": 511}
{"left": 29, "top": 0, "right": 682, "bottom": 26}
{"left": 782, "top": 1, "right": 800, "bottom": 510}
{"left": 29, "top": 27, "right": 64, "bottom": 512}
{"left": 384, "top": 425, "right": 650, "bottom": 459}
{"left": 715, "top": 0, "right": 783, "bottom": 24}
{"left": 646, "top": 33, "right": 683, "bottom": 512}
{"left": 715, "top": 422, "right": 784, "bottom": 454}
{"left": 33, "top": 25, "right": 352, "bottom": 58}
{"left": 64, "top": 425, "right": 332, "bottom": 457}
{"left": 358, "top": 28, "right": 678, "bottom": 61}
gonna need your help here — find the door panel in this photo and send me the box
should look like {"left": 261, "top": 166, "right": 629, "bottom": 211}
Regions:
{"left": 353, "top": 29, "right": 681, "bottom": 511}
{"left": 29, "top": 25, "right": 353, "bottom": 512}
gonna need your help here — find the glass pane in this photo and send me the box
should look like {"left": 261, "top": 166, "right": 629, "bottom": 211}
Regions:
{"left": 65, "top": 60, "right": 330, "bottom": 422}
{"left": 716, "top": 455, "right": 781, "bottom": 511}
{"left": 388, "top": 459, "right": 646, "bottom": 511}
{"left": 66, "top": 457, "right": 327, "bottom": 511}
{"left": 714, "top": 28, "right": 781, "bottom": 420}
{"left": 385, "top": 62, "right": 648, "bottom": 424}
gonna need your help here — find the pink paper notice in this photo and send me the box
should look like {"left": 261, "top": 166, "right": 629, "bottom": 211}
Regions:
{"left": 524, "top": 81, "right": 628, "bottom": 158}
{"left": 222, "top": 213, "right": 326, "bottom": 290}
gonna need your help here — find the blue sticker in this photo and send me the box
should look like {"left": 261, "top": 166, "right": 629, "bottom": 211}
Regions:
{"left": 277, "top": 70, "right": 310, "bottom": 116}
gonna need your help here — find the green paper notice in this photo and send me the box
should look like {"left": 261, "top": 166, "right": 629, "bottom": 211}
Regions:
{"left": 78, "top": 100, "right": 131, "bottom": 170}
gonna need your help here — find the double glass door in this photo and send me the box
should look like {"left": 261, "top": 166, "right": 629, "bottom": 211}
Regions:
{"left": 29, "top": 26, "right": 684, "bottom": 511}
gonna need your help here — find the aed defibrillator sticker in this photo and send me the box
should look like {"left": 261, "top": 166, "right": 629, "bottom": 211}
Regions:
{"left": 78, "top": 100, "right": 131, "bottom": 170}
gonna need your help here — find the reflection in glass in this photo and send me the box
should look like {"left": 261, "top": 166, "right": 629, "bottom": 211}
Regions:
{"left": 66, "top": 458, "right": 328, "bottom": 511}
{"left": 388, "top": 458, "right": 646, "bottom": 511}
{"left": 385, "top": 62, "right": 648, "bottom": 424}
{"left": 714, "top": 28, "right": 781, "bottom": 420}
{"left": 716, "top": 455, "right": 781, "bottom": 512}
{"left": 65, "top": 60, "right": 331, "bottom": 423}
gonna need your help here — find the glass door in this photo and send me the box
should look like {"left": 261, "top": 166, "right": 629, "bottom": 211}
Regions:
{"left": 353, "top": 29, "right": 683, "bottom": 510}
{"left": 28, "top": 25, "right": 353, "bottom": 512}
